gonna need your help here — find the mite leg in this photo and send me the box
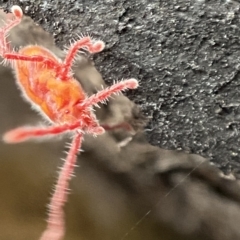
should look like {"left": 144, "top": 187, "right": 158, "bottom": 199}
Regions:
{"left": 0, "top": 6, "right": 59, "bottom": 68}
{"left": 3, "top": 53, "right": 59, "bottom": 68}
{"left": 79, "top": 78, "right": 139, "bottom": 109}
{"left": 59, "top": 36, "right": 105, "bottom": 80}
{"left": 0, "top": 5, "right": 22, "bottom": 56}
{"left": 3, "top": 122, "right": 81, "bottom": 143}
{"left": 40, "top": 132, "right": 83, "bottom": 240}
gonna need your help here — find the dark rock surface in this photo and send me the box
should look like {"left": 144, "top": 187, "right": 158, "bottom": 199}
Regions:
{"left": 1, "top": 1, "right": 240, "bottom": 240}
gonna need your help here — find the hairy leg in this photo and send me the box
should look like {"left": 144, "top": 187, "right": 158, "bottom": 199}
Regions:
{"left": 59, "top": 36, "right": 105, "bottom": 80}
{"left": 3, "top": 122, "right": 81, "bottom": 143}
{"left": 0, "top": 6, "right": 22, "bottom": 55}
{"left": 3, "top": 52, "right": 59, "bottom": 68}
{"left": 79, "top": 78, "right": 138, "bottom": 109}
{"left": 0, "top": 6, "right": 59, "bottom": 68}
{"left": 40, "top": 132, "right": 83, "bottom": 240}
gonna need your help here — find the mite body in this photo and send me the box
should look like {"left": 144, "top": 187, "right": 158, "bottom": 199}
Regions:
{"left": 15, "top": 45, "right": 87, "bottom": 124}
{"left": 1, "top": 5, "right": 138, "bottom": 240}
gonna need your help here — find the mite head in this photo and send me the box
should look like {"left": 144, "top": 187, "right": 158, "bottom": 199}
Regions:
{"left": 57, "top": 102, "right": 105, "bottom": 135}
{"left": 56, "top": 100, "right": 92, "bottom": 125}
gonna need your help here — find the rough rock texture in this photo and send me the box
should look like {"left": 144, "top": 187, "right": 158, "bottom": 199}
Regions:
{"left": 1, "top": 1, "right": 240, "bottom": 240}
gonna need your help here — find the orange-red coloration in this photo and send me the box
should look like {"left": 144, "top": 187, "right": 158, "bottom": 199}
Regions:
{"left": 1, "top": 5, "right": 139, "bottom": 240}
{"left": 16, "top": 46, "right": 86, "bottom": 123}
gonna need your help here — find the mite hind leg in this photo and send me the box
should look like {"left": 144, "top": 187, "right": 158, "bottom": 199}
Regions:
{"left": 39, "top": 132, "right": 83, "bottom": 240}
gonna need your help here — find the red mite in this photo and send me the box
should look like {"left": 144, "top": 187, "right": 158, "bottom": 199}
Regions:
{"left": 1, "top": 6, "right": 138, "bottom": 240}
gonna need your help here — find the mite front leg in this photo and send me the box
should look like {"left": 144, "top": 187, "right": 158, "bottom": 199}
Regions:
{"left": 59, "top": 36, "right": 105, "bottom": 80}
{"left": 3, "top": 122, "right": 82, "bottom": 143}
{"left": 79, "top": 78, "right": 138, "bottom": 109}
{"left": 0, "top": 6, "right": 22, "bottom": 56}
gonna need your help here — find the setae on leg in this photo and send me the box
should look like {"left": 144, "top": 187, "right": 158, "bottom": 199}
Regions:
{"left": 40, "top": 132, "right": 83, "bottom": 240}
{"left": 79, "top": 78, "right": 139, "bottom": 109}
